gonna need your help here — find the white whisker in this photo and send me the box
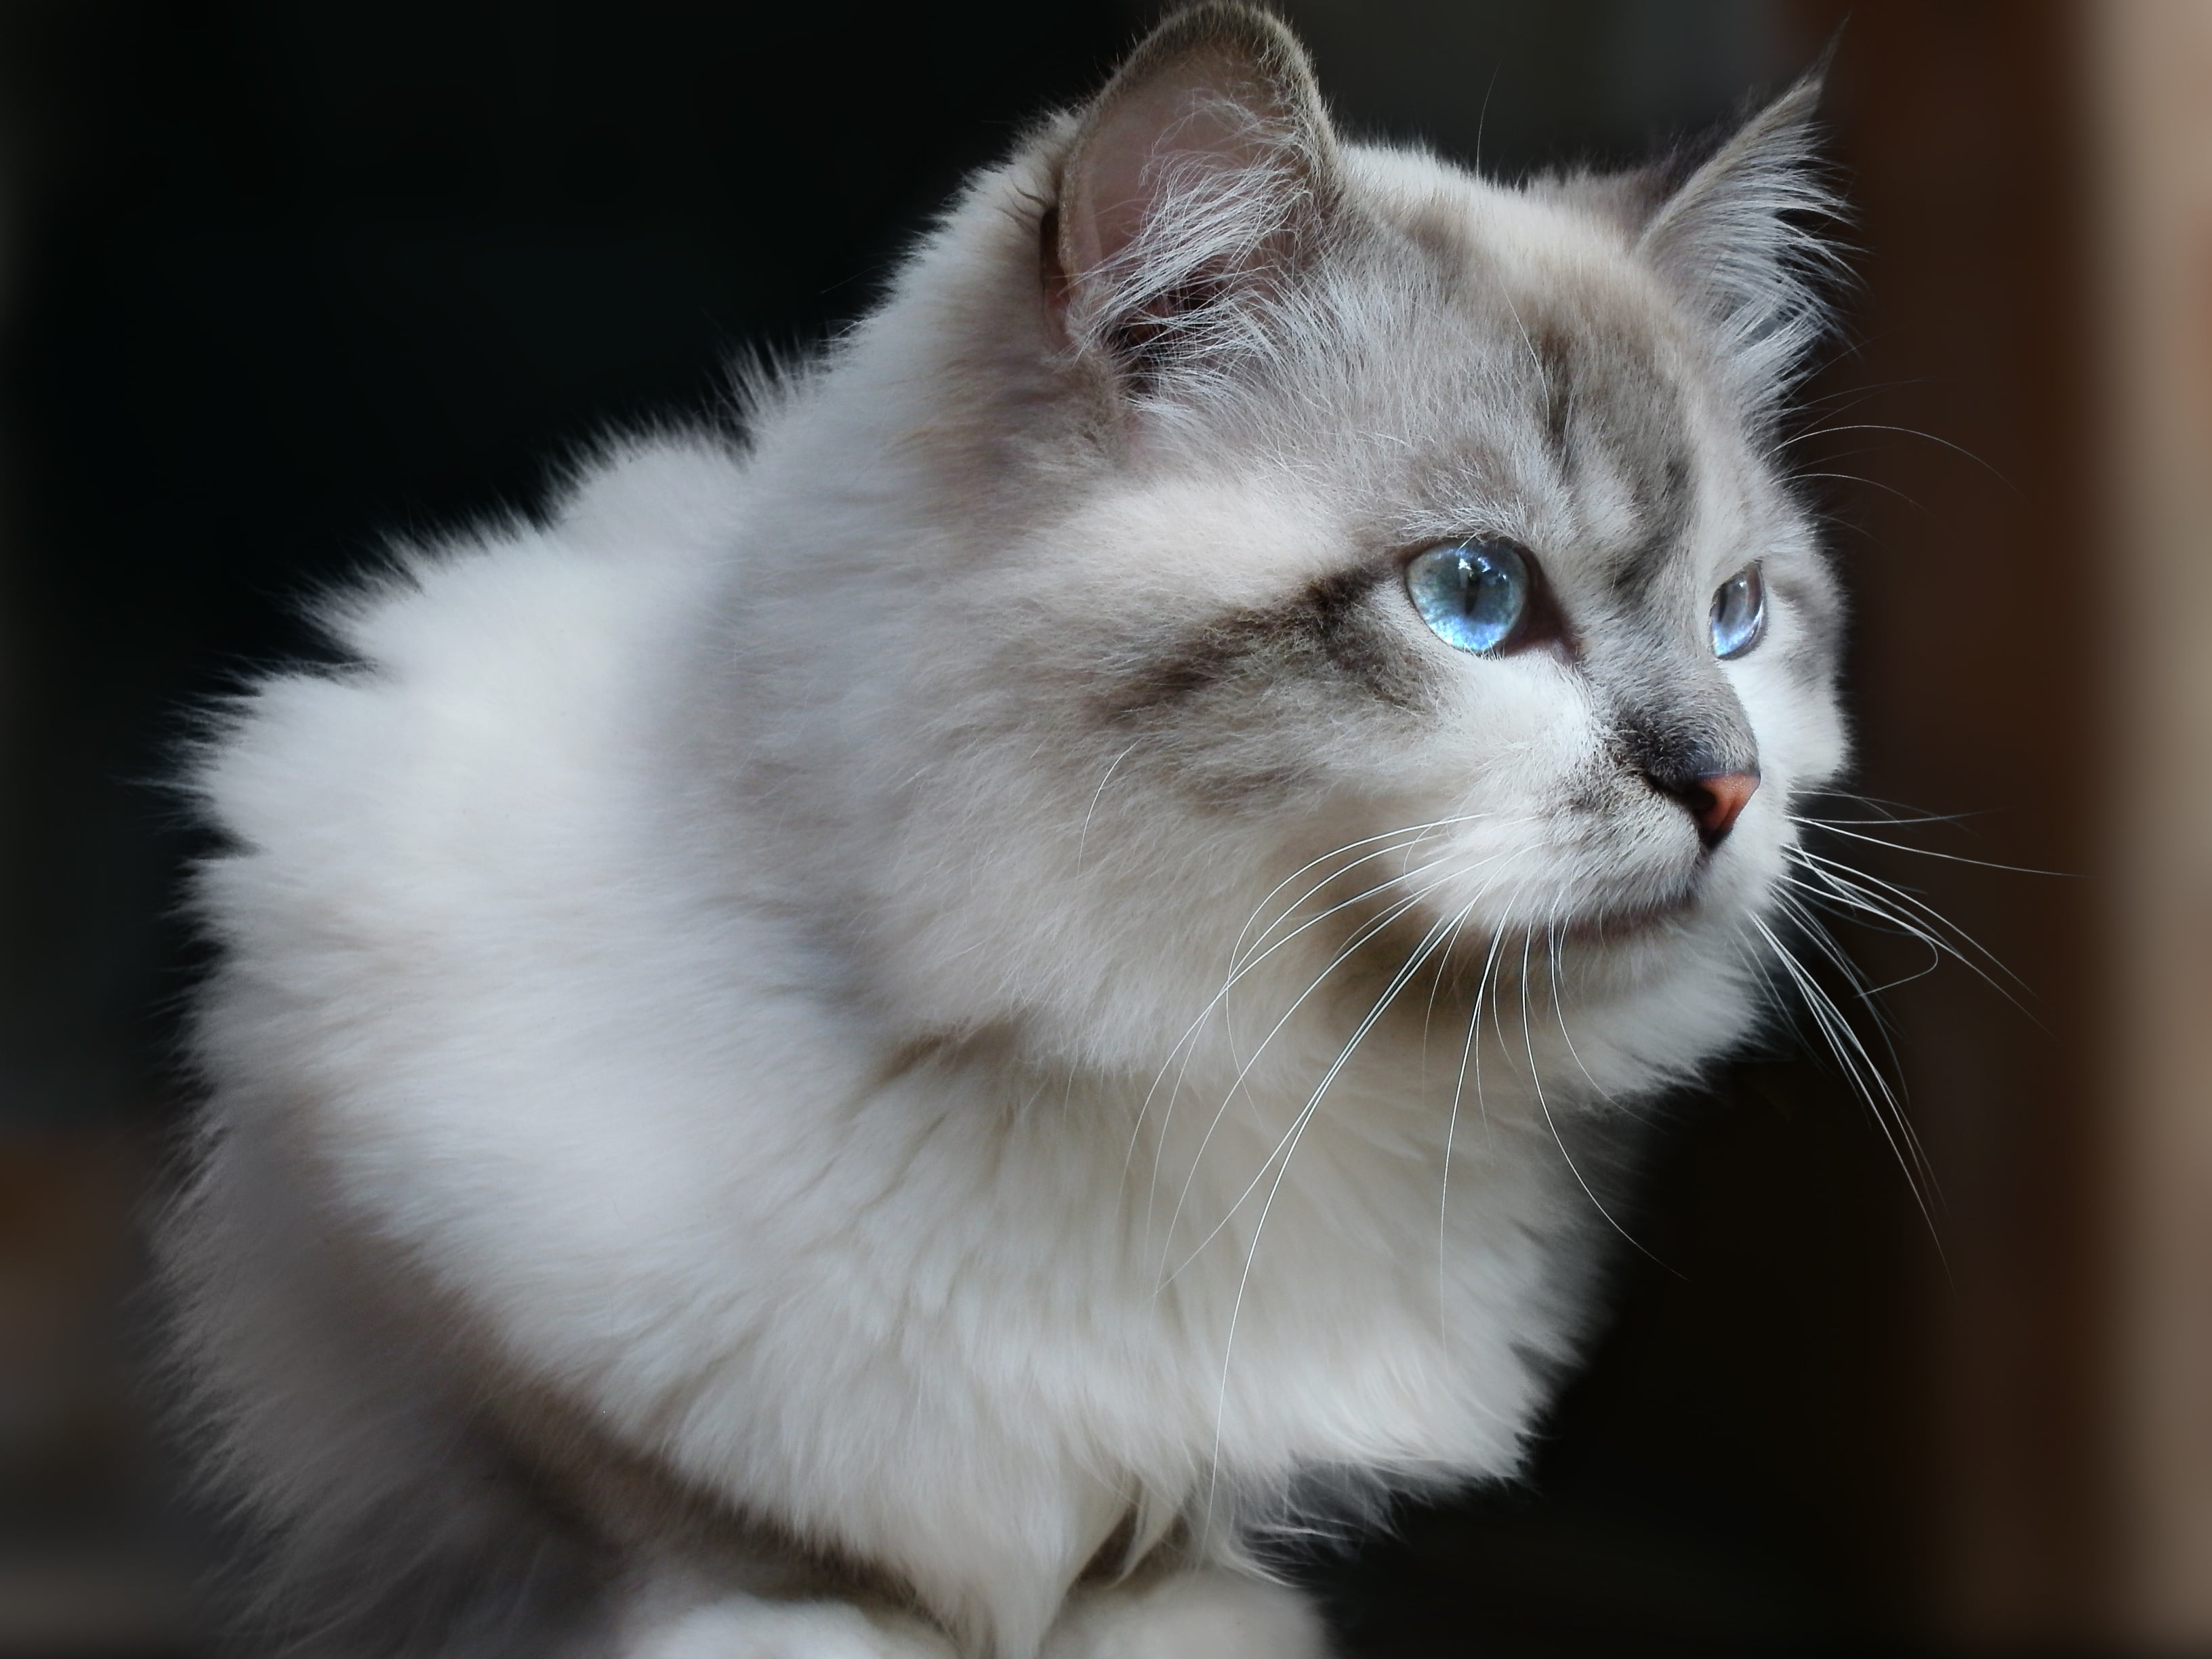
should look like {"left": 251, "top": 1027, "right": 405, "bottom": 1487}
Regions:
{"left": 1132, "top": 845, "right": 1463, "bottom": 1187}
{"left": 1199, "top": 890, "right": 1483, "bottom": 1532}
{"left": 1124, "top": 819, "right": 1501, "bottom": 1191}
{"left": 1075, "top": 741, "right": 1143, "bottom": 874}
{"left": 1768, "top": 888, "right": 1940, "bottom": 1196}
{"left": 1519, "top": 919, "right": 1657, "bottom": 1261}
{"left": 1790, "top": 813, "right": 2074, "bottom": 879}
{"left": 1789, "top": 846, "right": 2034, "bottom": 1015}
{"left": 1749, "top": 914, "right": 1948, "bottom": 1265}
{"left": 1439, "top": 899, "right": 1521, "bottom": 1349}
{"left": 1153, "top": 868, "right": 1469, "bottom": 1284}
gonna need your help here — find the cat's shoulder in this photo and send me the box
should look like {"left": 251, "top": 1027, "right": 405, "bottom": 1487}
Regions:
{"left": 196, "top": 434, "right": 748, "bottom": 919}
{"left": 325, "top": 432, "right": 747, "bottom": 725}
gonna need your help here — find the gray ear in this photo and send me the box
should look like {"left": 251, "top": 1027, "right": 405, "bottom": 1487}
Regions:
{"left": 1637, "top": 66, "right": 1841, "bottom": 401}
{"left": 1052, "top": 3, "right": 1338, "bottom": 386}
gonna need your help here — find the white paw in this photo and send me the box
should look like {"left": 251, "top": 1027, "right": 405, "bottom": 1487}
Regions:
{"left": 626, "top": 1595, "right": 959, "bottom": 1659}
{"left": 1044, "top": 1572, "right": 1332, "bottom": 1659}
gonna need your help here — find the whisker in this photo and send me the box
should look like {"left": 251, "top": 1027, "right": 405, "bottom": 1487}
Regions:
{"left": 1772, "top": 420, "right": 2018, "bottom": 494}
{"left": 1774, "top": 884, "right": 1915, "bottom": 1011}
{"left": 1439, "top": 905, "right": 1519, "bottom": 1347}
{"left": 1153, "top": 867, "right": 1475, "bottom": 1283}
{"left": 1790, "top": 788, "right": 1991, "bottom": 826}
{"left": 1545, "top": 916, "right": 1618, "bottom": 1107}
{"left": 1519, "top": 920, "right": 1659, "bottom": 1263}
{"left": 1201, "top": 860, "right": 1547, "bottom": 1272}
{"left": 1075, "top": 741, "right": 1143, "bottom": 874}
{"left": 1228, "top": 814, "right": 1500, "bottom": 976}
{"left": 1785, "top": 470, "right": 1930, "bottom": 512}
{"left": 1163, "top": 849, "right": 1538, "bottom": 1283}
{"left": 1788, "top": 847, "right": 2036, "bottom": 1012}
{"left": 1778, "top": 876, "right": 1946, "bottom": 997}
{"left": 1769, "top": 889, "right": 1940, "bottom": 1196}
{"left": 1140, "top": 847, "right": 1462, "bottom": 1139}
{"left": 1777, "top": 880, "right": 1938, "bottom": 997}
{"left": 1787, "top": 376, "right": 1938, "bottom": 414}
{"left": 1126, "top": 825, "right": 1495, "bottom": 1190}
{"left": 1198, "top": 890, "right": 1481, "bottom": 1532}
{"left": 1790, "top": 815, "right": 2076, "bottom": 879}
{"left": 1750, "top": 914, "right": 1948, "bottom": 1263}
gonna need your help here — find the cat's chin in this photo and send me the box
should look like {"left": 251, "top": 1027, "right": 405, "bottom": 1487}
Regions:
{"left": 1558, "top": 887, "right": 1706, "bottom": 948}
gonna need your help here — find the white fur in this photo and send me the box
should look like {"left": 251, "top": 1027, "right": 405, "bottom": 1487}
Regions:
{"left": 165, "top": 12, "right": 1845, "bottom": 1658}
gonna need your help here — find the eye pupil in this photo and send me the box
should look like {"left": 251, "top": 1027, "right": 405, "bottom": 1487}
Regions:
{"left": 1406, "top": 539, "right": 1531, "bottom": 655}
{"left": 1710, "top": 565, "right": 1767, "bottom": 659}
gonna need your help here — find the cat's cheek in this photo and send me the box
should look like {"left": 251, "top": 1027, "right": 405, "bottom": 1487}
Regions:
{"left": 1420, "top": 653, "right": 1603, "bottom": 776}
{"left": 1741, "top": 598, "right": 1851, "bottom": 785}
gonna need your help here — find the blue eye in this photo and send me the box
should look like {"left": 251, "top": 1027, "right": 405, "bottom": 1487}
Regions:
{"left": 1406, "top": 539, "right": 1531, "bottom": 655}
{"left": 1710, "top": 564, "right": 1766, "bottom": 659}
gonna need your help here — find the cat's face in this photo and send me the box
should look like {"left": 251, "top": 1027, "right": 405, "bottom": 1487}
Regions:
{"left": 1043, "top": 163, "right": 1843, "bottom": 970}
{"left": 838, "top": 5, "right": 1845, "bottom": 1061}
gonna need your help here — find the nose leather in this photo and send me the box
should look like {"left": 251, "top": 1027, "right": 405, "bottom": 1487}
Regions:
{"left": 1660, "top": 769, "right": 1760, "bottom": 849}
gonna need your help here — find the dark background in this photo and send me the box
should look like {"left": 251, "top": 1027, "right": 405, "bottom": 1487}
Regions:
{"left": 0, "top": 2, "right": 2123, "bottom": 1652}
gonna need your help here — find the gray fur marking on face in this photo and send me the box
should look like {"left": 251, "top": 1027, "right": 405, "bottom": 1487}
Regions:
{"left": 1103, "top": 560, "right": 1435, "bottom": 722}
{"left": 1535, "top": 321, "right": 1701, "bottom": 605}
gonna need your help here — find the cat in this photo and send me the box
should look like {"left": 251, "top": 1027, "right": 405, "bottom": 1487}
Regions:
{"left": 161, "top": 5, "right": 1847, "bottom": 1656}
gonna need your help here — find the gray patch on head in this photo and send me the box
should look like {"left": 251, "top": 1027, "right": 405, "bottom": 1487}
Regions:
{"left": 1103, "top": 562, "right": 1436, "bottom": 720}
{"left": 1526, "top": 319, "right": 1698, "bottom": 602}
{"left": 1533, "top": 327, "right": 1575, "bottom": 467}
{"left": 1095, "top": 561, "right": 1439, "bottom": 812}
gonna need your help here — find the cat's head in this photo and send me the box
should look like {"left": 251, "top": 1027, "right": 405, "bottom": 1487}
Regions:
{"left": 755, "top": 4, "right": 1846, "bottom": 1081}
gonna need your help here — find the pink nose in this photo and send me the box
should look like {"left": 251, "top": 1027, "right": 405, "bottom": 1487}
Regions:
{"left": 1680, "top": 771, "right": 1759, "bottom": 848}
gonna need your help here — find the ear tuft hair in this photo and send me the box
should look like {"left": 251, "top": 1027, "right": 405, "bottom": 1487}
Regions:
{"left": 1052, "top": 3, "right": 1339, "bottom": 393}
{"left": 1636, "top": 61, "right": 1845, "bottom": 406}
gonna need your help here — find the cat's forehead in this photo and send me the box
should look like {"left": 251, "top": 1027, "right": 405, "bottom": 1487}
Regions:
{"left": 1357, "top": 152, "right": 1736, "bottom": 445}
{"left": 1347, "top": 148, "right": 1685, "bottom": 333}
{"left": 1238, "top": 147, "right": 1782, "bottom": 594}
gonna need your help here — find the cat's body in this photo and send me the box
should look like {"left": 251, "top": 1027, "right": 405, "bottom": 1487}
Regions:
{"left": 164, "top": 9, "right": 1846, "bottom": 1656}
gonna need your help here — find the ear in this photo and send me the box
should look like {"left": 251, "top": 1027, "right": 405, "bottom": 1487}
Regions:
{"left": 1636, "top": 60, "right": 1841, "bottom": 401}
{"left": 1050, "top": 3, "right": 1338, "bottom": 388}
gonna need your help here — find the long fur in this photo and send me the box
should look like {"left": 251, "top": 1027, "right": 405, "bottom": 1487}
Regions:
{"left": 161, "top": 8, "right": 1848, "bottom": 1657}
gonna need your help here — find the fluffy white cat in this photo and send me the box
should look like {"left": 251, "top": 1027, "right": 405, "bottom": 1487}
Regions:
{"left": 163, "top": 7, "right": 1846, "bottom": 1656}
